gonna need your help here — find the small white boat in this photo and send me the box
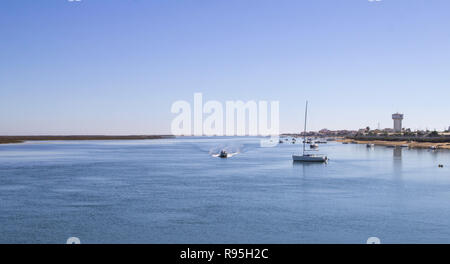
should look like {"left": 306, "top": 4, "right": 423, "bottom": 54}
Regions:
{"left": 400, "top": 144, "right": 409, "bottom": 148}
{"left": 366, "top": 144, "right": 374, "bottom": 148}
{"left": 430, "top": 145, "right": 437, "bottom": 150}
{"left": 292, "top": 101, "right": 328, "bottom": 163}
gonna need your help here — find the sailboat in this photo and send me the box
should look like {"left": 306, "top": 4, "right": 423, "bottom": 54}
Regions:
{"left": 292, "top": 101, "right": 328, "bottom": 162}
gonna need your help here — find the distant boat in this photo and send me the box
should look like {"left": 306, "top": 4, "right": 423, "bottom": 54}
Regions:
{"left": 310, "top": 143, "right": 319, "bottom": 149}
{"left": 292, "top": 101, "right": 328, "bottom": 163}
{"left": 401, "top": 144, "right": 409, "bottom": 148}
{"left": 219, "top": 150, "right": 228, "bottom": 158}
{"left": 366, "top": 144, "right": 374, "bottom": 148}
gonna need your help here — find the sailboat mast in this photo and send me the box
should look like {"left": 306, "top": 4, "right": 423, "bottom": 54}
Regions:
{"left": 303, "top": 101, "right": 308, "bottom": 154}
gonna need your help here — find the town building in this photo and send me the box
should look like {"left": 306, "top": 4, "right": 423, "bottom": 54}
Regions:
{"left": 392, "top": 113, "right": 404, "bottom": 132}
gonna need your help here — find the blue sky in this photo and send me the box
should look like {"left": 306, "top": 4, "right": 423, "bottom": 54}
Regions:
{"left": 1, "top": 0, "right": 449, "bottom": 135}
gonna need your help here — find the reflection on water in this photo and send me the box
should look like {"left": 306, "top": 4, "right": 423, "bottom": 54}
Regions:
{"left": 1, "top": 138, "right": 450, "bottom": 243}
{"left": 393, "top": 147, "right": 402, "bottom": 159}
{"left": 392, "top": 147, "right": 403, "bottom": 188}
{"left": 293, "top": 161, "right": 328, "bottom": 178}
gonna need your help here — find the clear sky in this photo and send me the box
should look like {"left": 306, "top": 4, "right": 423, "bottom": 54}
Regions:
{"left": 1, "top": 0, "right": 449, "bottom": 135}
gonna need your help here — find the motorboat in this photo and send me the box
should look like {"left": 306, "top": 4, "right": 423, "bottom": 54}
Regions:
{"left": 218, "top": 150, "right": 228, "bottom": 158}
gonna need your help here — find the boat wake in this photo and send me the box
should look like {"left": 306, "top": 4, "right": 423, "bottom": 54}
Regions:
{"left": 210, "top": 151, "right": 239, "bottom": 158}
{"left": 188, "top": 140, "right": 260, "bottom": 158}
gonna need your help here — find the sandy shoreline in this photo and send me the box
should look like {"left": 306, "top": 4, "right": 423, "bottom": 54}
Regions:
{"left": 337, "top": 138, "right": 450, "bottom": 150}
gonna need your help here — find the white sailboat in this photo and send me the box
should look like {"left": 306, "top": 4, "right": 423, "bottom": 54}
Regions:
{"left": 292, "top": 101, "right": 328, "bottom": 162}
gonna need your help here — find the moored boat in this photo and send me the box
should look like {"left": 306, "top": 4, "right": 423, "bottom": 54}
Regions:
{"left": 293, "top": 153, "right": 328, "bottom": 162}
{"left": 292, "top": 101, "right": 328, "bottom": 163}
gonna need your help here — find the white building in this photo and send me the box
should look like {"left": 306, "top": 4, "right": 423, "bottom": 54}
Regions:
{"left": 392, "top": 113, "right": 404, "bottom": 132}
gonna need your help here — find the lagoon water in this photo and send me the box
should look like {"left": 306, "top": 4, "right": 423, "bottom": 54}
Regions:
{"left": 1, "top": 137, "right": 450, "bottom": 243}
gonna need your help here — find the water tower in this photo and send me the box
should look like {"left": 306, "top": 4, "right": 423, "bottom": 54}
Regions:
{"left": 392, "top": 113, "right": 404, "bottom": 132}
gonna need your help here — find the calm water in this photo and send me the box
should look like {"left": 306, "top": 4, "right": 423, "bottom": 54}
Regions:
{"left": 1, "top": 137, "right": 450, "bottom": 243}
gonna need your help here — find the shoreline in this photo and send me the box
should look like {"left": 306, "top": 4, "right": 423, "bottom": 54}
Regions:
{"left": 337, "top": 138, "right": 450, "bottom": 149}
{"left": 0, "top": 135, "right": 174, "bottom": 144}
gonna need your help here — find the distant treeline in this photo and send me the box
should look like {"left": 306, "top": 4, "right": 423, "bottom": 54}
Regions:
{"left": 0, "top": 135, "right": 174, "bottom": 144}
{"left": 349, "top": 135, "right": 450, "bottom": 143}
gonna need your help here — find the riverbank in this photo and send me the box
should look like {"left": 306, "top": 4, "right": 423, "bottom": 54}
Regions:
{"left": 337, "top": 138, "right": 450, "bottom": 149}
{"left": 0, "top": 135, "right": 174, "bottom": 144}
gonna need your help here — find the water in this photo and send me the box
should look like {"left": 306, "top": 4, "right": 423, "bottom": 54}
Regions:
{"left": 1, "top": 137, "right": 450, "bottom": 243}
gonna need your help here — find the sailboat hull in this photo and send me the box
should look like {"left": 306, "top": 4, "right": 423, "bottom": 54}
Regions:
{"left": 292, "top": 155, "right": 328, "bottom": 162}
